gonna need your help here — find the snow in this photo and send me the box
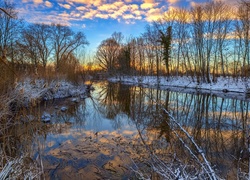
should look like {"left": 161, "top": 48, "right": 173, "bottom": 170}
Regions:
{"left": 109, "top": 76, "right": 250, "bottom": 100}
{"left": 60, "top": 106, "right": 68, "bottom": 112}
{"left": 14, "top": 78, "right": 89, "bottom": 107}
{"left": 41, "top": 112, "right": 51, "bottom": 123}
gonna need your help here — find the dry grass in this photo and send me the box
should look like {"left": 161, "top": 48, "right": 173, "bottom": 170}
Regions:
{"left": 0, "top": 61, "right": 88, "bottom": 179}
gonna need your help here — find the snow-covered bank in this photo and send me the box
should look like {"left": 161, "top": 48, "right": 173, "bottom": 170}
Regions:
{"left": 109, "top": 76, "right": 250, "bottom": 100}
{"left": 14, "top": 78, "right": 90, "bottom": 107}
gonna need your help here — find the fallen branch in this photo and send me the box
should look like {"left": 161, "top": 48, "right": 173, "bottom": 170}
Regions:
{"left": 163, "top": 109, "right": 218, "bottom": 180}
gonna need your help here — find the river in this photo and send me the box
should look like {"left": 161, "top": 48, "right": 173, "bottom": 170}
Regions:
{"left": 1, "top": 81, "right": 250, "bottom": 179}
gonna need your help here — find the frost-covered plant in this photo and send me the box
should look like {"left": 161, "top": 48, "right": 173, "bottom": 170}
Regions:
{"left": 130, "top": 110, "right": 219, "bottom": 180}
{"left": 0, "top": 155, "right": 43, "bottom": 180}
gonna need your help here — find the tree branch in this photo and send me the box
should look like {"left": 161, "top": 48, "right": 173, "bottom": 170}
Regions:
{"left": 0, "top": 8, "right": 14, "bottom": 18}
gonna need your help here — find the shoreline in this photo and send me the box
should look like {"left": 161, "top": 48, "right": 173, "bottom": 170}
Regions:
{"left": 11, "top": 78, "right": 90, "bottom": 109}
{"left": 109, "top": 76, "right": 250, "bottom": 101}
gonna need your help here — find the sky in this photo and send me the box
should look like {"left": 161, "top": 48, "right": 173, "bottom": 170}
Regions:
{"left": 14, "top": 0, "right": 238, "bottom": 55}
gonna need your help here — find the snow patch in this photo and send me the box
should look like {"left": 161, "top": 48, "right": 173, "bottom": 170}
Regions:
{"left": 14, "top": 78, "right": 90, "bottom": 107}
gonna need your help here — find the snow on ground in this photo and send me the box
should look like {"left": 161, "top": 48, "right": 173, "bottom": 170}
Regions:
{"left": 109, "top": 76, "right": 250, "bottom": 100}
{"left": 14, "top": 78, "right": 89, "bottom": 107}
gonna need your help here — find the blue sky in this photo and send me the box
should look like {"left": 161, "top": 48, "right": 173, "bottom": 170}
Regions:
{"left": 15, "top": 0, "right": 237, "bottom": 55}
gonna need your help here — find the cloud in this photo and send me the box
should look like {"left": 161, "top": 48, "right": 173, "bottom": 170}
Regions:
{"left": 167, "top": 0, "right": 179, "bottom": 4}
{"left": 66, "top": 0, "right": 102, "bottom": 6}
{"left": 140, "top": 3, "right": 155, "bottom": 9}
{"left": 81, "top": 10, "right": 97, "bottom": 19}
{"left": 45, "top": 1, "right": 52, "bottom": 8}
{"left": 59, "top": 3, "right": 71, "bottom": 9}
{"left": 96, "top": 13, "right": 109, "bottom": 19}
{"left": 97, "top": 2, "right": 126, "bottom": 13}
{"left": 76, "top": 6, "right": 86, "bottom": 11}
{"left": 123, "top": 14, "right": 135, "bottom": 20}
{"left": 145, "top": 7, "right": 164, "bottom": 22}
{"left": 18, "top": 0, "right": 168, "bottom": 26}
{"left": 33, "top": 0, "right": 43, "bottom": 5}
{"left": 144, "top": 0, "right": 155, "bottom": 3}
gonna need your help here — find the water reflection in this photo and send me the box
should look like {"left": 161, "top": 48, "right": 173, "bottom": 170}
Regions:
{"left": 1, "top": 81, "right": 250, "bottom": 179}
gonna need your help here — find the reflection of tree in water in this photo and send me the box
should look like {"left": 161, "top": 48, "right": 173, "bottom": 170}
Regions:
{"left": 0, "top": 104, "right": 51, "bottom": 178}
{"left": 93, "top": 82, "right": 131, "bottom": 129}
{"left": 0, "top": 98, "right": 88, "bottom": 162}
{"left": 97, "top": 82, "right": 121, "bottom": 119}
{"left": 155, "top": 91, "right": 171, "bottom": 142}
{"left": 104, "top": 83, "right": 250, "bottom": 178}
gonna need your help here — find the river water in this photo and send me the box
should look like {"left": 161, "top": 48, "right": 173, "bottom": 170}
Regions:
{"left": 2, "top": 81, "right": 250, "bottom": 179}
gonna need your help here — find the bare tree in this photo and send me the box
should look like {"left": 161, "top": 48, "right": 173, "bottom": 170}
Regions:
{"left": 0, "top": 0, "right": 21, "bottom": 89}
{"left": 237, "top": 0, "right": 250, "bottom": 76}
{"left": 95, "top": 32, "right": 123, "bottom": 74}
{"left": 17, "top": 28, "right": 40, "bottom": 74}
{"left": 17, "top": 23, "right": 53, "bottom": 74}
{"left": 0, "top": 0, "right": 19, "bottom": 62}
{"left": 51, "top": 24, "right": 88, "bottom": 72}
{"left": 33, "top": 24, "right": 53, "bottom": 70}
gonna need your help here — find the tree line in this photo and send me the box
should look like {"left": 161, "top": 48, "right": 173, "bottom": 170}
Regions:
{"left": 0, "top": 0, "right": 88, "bottom": 91}
{"left": 95, "top": 0, "right": 250, "bottom": 83}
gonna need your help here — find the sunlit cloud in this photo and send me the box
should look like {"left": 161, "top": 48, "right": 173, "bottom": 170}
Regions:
{"left": 17, "top": 0, "right": 169, "bottom": 26}
{"left": 144, "top": 0, "right": 155, "bottom": 3}
{"left": 141, "top": 3, "right": 156, "bottom": 9}
{"left": 98, "top": 2, "right": 124, "bottom": 11}
{"left": 33, "top": 0, "right": 43, "bottom": 5}
{"left": 76, "top": 6, "right": 86, "bottom": 11}
{"left": 96, "top": 13, "right": 109, "bottom": 19}
{"left": 59, "top": 3, "right": 71, "bottom": 9}
{"left": 45, "top": 1, "right": 53, "bottom": 8}
{"left": 81, "top": 10, "right": 98, "bottom": 19}
{"left": 167, "top": 0, "right": 179, "bottom": 4}
{"left": 66, "top": 0, "right": 102, "bottom": 6}
{"left": 145, "top": 7, "right": 164, "bottom": 22}
{"left": 123, "top": 14, "right": 135, "bottom": 20}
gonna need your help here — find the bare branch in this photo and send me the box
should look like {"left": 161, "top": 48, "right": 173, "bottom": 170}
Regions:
{"left": 0, "top": 7, "right": 14, "bottom": 18}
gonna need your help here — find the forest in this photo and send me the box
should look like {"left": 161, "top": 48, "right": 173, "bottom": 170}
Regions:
{"left": 95, "top": 0, "right": 250, "bottom": 84}
{"left": 1, "top": 0, "right": 250, "bottom": 91}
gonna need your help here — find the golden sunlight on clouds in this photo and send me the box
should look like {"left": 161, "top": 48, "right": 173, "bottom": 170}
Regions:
{"left": 59, "top": 3, "right": 71, "bottom": 9}
{"left": 123, "top": 14, "right": 135, "bottom": 20}
{"left": 67, "top": 0, "right": 102, "bottom": 6}
{"left": 33, "top": 0, "right": 43, "bottom": 5}
{"left": 45, "top": 1, "right": 52, "bottom": 8}
{"left": 81, "top": 10, "right": 98, "bottom": 19}
{"left": 76, "top": 6, "right": 86, "bottom": 11}
{"left": 146, "top": 7, "right": 163, "bottom": 22}
{"left": 167, "top": 0, "right": 179, "bottom": 4}
{"left": 144, "top": 0, "right": 155, "bottom": 3}
{"left": 18, "top": 0, "right": 168, "bottom": 26}
{"left": 140, "top": 3, "right": 156, "bottom": 9}
{"left": 98, "top": 2, "right": 124, "bottom": 12}
{"left": 96, "top": 13, "right": 109, "bottom": 19}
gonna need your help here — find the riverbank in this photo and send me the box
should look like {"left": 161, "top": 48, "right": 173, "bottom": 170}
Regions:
{"left": 0, "top": 78, "right": 91, "bottom": 179}
{"left": 12, "top": 78, "right": 90, "bottom": 107}
{"left": 109, "top": 76, "right": 250, "bottom": 100}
